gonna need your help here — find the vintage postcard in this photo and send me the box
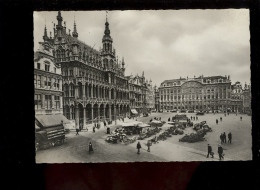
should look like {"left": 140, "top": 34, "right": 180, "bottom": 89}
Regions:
{"left": 34, "top": 10, "right": 251, "bottom": 163}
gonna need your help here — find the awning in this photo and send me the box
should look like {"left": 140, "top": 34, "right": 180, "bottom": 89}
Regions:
{"left": 137, "top": 123, "right": 150, "bottom": 128}
{"left": 131, "top": 109, "right": 138, "bottom": 114}
{"left": 35, "top": 114, "right": 70, "bottom": 128}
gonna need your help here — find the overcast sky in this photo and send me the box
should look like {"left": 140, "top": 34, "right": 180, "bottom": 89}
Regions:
{"left": 34, "top": 10, "right": 250, "bottom": 87}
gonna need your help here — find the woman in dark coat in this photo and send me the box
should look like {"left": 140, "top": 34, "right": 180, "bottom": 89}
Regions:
{"left": 89, "top": 142, "right": 94, "bottom": 154}
{"left": 137, "top": 142, "right": 142, "bottom": 154}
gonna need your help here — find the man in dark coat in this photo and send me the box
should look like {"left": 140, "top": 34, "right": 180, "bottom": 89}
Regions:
{"left": 137, "top": 142, "right": 142, "bottom": 154}
{"left": 240, "top": 116, "right": 242, "bottom": 121}
{"left": 93, "top": 125, "right": 96, "bottom": 133}
{"left": 104, "top": 121, "right": 107, "bottom": 128}
{"left": 218, "top": 144, "right": 224, "bottom": 160}
{"left": 207, "top": 144, "right": 214, "bottom": 158}
{"left": 216, "top": 119, "right": 218, "bottom": 124}
{"left": 228, "top": 132, "right": 232, "bottom": 143}
{"left": 168, "top": 118, "right": 170, "bottom": 122}
{"left": 89, "top": 142, "right": 94, "bottom": 154}
{"left": 223, "top": 132, "right": 227, "bottom": 143}
{"left": 220, "top": 133, "right": 223, "bottom": 144}
{"left": 76, "top": 128, "right": 79, "bottom": 135}
{"left": 220, "top": 117, "right": 222, "bottom": 122}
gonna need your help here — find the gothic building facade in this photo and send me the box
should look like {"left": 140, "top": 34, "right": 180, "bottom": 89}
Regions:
{"left": 39, "top": 11, "right": 130, "bottom": 129}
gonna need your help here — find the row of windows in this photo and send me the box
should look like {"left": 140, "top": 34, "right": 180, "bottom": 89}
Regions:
{"left": 160, "top": 94, "right": 230, "bottom": 101}
{"left": 36, "top": 63, "right": 57, "bottom": 73}
{"left": 34, "top": 94, "right": 60, "bottom": 110}
{"left": 160, "top": 88, "right": 228, "bottom": 94}
{"left": 34, "top": 75, "right": 60, "bottom": 90}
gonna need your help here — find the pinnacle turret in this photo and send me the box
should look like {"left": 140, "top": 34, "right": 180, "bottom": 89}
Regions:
{"left": 72, "top": 20, "right": 78, "bottom": 38}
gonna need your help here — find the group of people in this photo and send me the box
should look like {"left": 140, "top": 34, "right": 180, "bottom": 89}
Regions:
{"left": 207, "top": 144, "right": 225, "bottom": 160}
{"left": 220, "top": 132, "right": 232, "bottom": 144}
{"left": 190, "top": 116, "right": 198, "bottom": 121}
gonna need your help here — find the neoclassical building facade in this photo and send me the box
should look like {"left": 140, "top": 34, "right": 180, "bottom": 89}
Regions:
{"left": 39, "top": 11, "right": 130, "bottom": 129}
{"left": 159, "top": 75, "right": 232, "bottom": 111}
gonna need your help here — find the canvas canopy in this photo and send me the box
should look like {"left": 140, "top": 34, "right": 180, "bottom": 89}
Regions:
{"left": 137, "top": 123, "right": 150, "bottom": 128}
{"left": 131, "top": 109, "right": 138, "bottom": 114}
{"left": 35, "top": 114, "right": 70, "bottom": 128}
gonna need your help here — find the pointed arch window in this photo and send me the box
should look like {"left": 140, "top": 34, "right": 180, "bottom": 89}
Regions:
{"left": 61, "top": 49, "right": 65, "bottom": 58}
{"left": 56, "top": 50, "right": 61, "bottom": 58}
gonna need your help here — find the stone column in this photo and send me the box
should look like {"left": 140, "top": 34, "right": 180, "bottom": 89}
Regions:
{"left": 97, "top": 106, "right": 100, "bottom": 122}
{"left": 75, "top": 105, "right": 79, "bottom": 129}
{"left": 91, "top": 84, "right": 93, "bottom": 98}
{"left": 109, "top": 105, "right": 112, "bottom": 121}
{"left": 51, "top": 95, "right": 55, "bottom": 109}
{"left": 83, "top": 106, "right": 87, "bottom": 128}
{"left": 91, "top": 105, "right": 94, "bottom": 124}
{"left": 82, "top": 84, "right": 85, "bottom": 98}
{"left": 60, "top": 96, "right": 63, "bottom": 110}
{"left": 103, "top": 107, "right": 106, "bottom": 121}
{"left": 41, "top": 94, "right": 45, "bottom": 109}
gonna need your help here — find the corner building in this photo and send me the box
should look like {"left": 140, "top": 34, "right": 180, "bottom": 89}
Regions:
{"left": 159, "top": 75, "right": 232, "bottom": 111}
{"left": 40, "top": 12, "right": 130, "bottom": 129}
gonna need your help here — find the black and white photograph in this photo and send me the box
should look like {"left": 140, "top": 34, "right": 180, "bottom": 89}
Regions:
{"left": 34, "top": 10, "right": 251, "bottom": 163}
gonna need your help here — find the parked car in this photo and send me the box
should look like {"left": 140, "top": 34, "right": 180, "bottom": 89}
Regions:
{"left": 180, "top": 109, "right": 186, "bottom": 113}
{"left": 187, "top": 110, "right": 194, "bottom": 113}
{"left": 171, "top": 109, "right": 177, "bottom": 113}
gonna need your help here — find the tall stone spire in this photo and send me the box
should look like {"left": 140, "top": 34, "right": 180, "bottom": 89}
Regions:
{"left": 122, "top": 57, "right": 125, "bottom": 68}
{"left": 43, "top": 24, "right": 48, "bottom": 41}
{"left": 102, "top": 11, "right": 113, "bottom": 53}
{"left": 72, "top": 19, "right": 78, "bottom": 38}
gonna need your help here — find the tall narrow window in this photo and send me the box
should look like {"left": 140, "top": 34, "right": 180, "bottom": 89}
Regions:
{"left": 54, "top": 96, "right": 60, "bottom": 109}
{"left": 45, "top": 95, "right": 52, "bottom": 109}
{"left": 37, "top": 75, "right": 41, "bottom": 88}
{"left": 34, "top": 94, "right": 42, "bottom": 109}
{"left": 37, "top": 63, "right": 41, "bottom": 69}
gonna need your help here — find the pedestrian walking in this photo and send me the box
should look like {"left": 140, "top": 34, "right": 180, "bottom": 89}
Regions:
{"left": 154, "top": 135, "right": 158, "bottom": 143}
{"left": 76, "top": 128, "right": 79, "bottom": 135}
{"left": 147, "top": 140, "right": 151, "bottom": 152}
{"left": 228, "top": 132, "right": 232, "bottom": 143}
{"left": 223, "top": 132, "right": 227, "bottom": 143}
{"left": 89, "top": 142, "right": 94, "bottom": 154}
{"left": 137, "top": 142, "right": 142, "bottom": 154}
{"left": 220, "top": 133, "right": 223, "bottom": 144}
{"left": 217, "top": 144, "right": 224, "bottom": 160}
{"left": 104, "top": 121, "right": 107, "bottom": 128}
{"left": 224, "top": 113, "right": 226, "bottom": 117}
{"left": 168, "top": 118, "right": 170, "bottom": 122}
{"left": 196, "top": 116, "right": 198, "bottom": 121}
{"left": 220, "top": 117, "right": 222, "bottom": 122}
{"left": 207, "top": 144, "right": 214, "bottom": 158}
{"left": 216, "top": 119, "right": 218, "bottom": 125}
{"left": 93, "top": 125, "right": 96, "bottom": 133}
{"left": 190, "top": 116, "right": 192, "bottom": 120}
{"left": 240, "top": 116, "right": 242, "bottom": 121}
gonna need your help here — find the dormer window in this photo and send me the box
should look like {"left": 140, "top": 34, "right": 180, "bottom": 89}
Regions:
{"left": 45, "top": 63, "right": 50, "bottom": 72}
